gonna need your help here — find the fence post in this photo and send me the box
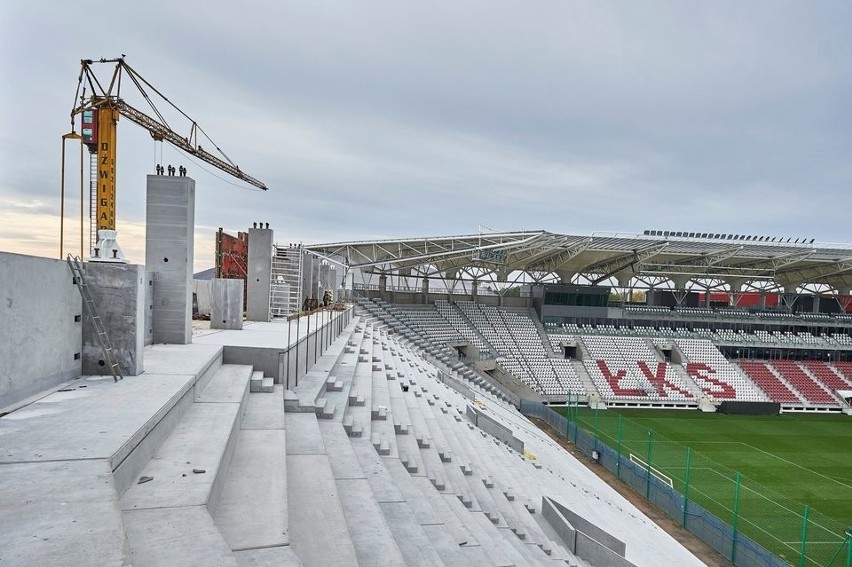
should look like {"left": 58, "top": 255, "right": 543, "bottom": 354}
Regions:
{"left": 645, "top": 430, "right": 654, "bottom": 499}
{"left": 616, "top": 415, "right": 623, "bottom": 480}
{"left": 682, "top": 447, "right": 692, "bottom": 528}
{"left": 573, "top": 396, "right": 579, "bottom": 444}
{"left": 846, "top": 527, "right": 851, "bottom": 567}
{"left": 732, "top": 472, "right": 742, "bottom": 564}
{"left": 798, "top": 504, "right": 809, "bottom": 567}
{"left": 593, "top": 404, "right": 600, "bottom": 452}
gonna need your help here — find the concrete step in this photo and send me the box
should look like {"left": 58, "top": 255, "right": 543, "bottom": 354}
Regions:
{"left": 287, "top": 453, "right": 359, "bottom": 566}
{"left": 399, "top": 450, "right": 418, "bottom": 473}
{"left": 314, "top": 397, "right": 335, "bottom": 419}
{"left": 214, "top": 429, "right": 288, "bottom": 552}
{"left": 197, "top": 364, "right": 253, "bottom": 405}
{"left": 325, "top": 376, "right": 343, "bottom": 392}
{"left": 372, "top": 434, "right": 391, "bottom": 456}
{"left": 348, "top": 392, "right": 366, "bottom": 406}
{"left": 260, "top": 377, "right": 274, "bottom": 393}
{"left": 342, "top": 415, "right": 364, "bottom": 438}
{"left": 371, "top": 406, "right": 388, "bottom": 421}
{"left": 120, "top": 401, "right": 242, "bottom": 516}
{"left": 123, "top": 506, "right": 237, "bottom": 567}
{"left": 250, "top": 370, "right": 264, "bottom": 393}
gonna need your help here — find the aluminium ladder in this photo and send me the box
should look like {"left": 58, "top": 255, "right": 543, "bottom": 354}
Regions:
{"left": 66, "top": 255, "right": 124, "bottom": 382}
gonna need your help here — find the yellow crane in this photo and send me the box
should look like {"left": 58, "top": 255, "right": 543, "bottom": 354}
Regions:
{"left": 60, "top": 56, "right": 267, "bottom": 258}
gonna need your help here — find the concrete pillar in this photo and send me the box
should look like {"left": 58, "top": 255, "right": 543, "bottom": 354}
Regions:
{"left": 379, "top": 274, "right": 387, "bottom": 292}
{"left": 246, "top": 227, "right": 273, "bottom": 321}
{"left": 146, "top": 175, "right": 194, "bottom": 344}
{"left": 82, "top": 262, "right": 146, "bottom": 375}
{"left": 422, "top": 276, "right": 429, "bottom": 298}
{"left": 211, "top": 278, "right": 244, "bottom": 330}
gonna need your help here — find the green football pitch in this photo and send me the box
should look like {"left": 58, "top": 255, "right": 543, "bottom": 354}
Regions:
{"left": 560, "top": 407, "right": 852, "bottom": 564}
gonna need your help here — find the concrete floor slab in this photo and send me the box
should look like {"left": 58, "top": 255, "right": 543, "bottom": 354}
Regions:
{"left": 283, "top": 412, "right": 325, "bottom": 455}
{"left": 121, "top": 402, "right": 240, "bottom": 511}
{"left": 0, "top": 459, "right": 128, "bottom": 567}
{"left": 233, "top": 546, "right": 303, "bottom": 567}
{"left": 241, "top": 385, "right": 286, "bottom": 430}
{"left": 215, "top": 429, "right": 288, "bottom": 550}
{"left": 286, "top": 454, "right": 358, "bottom": 567}
{"left": 122, "top": 506, "right": 237, "bottom": 567}
{"left": 0, "top": 372, "right": 195, "bottom": 466}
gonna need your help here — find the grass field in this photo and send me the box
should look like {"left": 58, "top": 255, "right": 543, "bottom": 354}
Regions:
{"left": 561, "top": 407, "right": 852, "bottom": 564}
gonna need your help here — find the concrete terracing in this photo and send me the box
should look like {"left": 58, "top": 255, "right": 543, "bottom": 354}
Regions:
{"left": 0, "top": 311, "right": 706, "bottom": 566}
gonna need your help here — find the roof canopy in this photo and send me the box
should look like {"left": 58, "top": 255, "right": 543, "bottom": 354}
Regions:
{"left": 306, "top": 231, "right": 852, "bottom": 293}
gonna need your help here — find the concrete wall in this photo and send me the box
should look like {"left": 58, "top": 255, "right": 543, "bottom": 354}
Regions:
{"left": 0, "top": 252, "right": 81, "bottom": 410}
{"left": 146, "top": 175, "right": 195, "bottom": 344}
{"left": 81, "top": 262, "right": 146, "bottom": 376}
{"left": 473, "top": 360, "right": 543, "bottom": 403}
{"left": 542, "top": 496, "right": 634, "bottom": 567}
{"left": 211, "top": 279, "right": 243, "bottom": 330}
{"left": 465, "top": 404, "right": 524, "bottom": 452}
{"left": 246, "top": 227, "right": 273, "bottom": 322}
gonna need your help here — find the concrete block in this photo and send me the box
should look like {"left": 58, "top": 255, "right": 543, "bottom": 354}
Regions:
{"left": 211, "top": 278, "right": 244, "bottom": 330}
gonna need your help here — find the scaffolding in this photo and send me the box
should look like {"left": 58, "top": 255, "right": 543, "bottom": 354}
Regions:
{"left": 271, "top": 244, "right": 303, "bottom": 317}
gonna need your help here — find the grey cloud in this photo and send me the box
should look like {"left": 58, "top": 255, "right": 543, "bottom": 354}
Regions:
{"left": 1, "top": 0, "right": 851, "bottom": 266}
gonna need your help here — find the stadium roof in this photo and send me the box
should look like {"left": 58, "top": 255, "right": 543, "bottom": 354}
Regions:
{"left": 306, "top": 230, "right": 852, "bottom": 292}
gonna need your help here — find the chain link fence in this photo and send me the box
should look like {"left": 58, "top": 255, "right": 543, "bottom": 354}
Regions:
{"left": 520, "top": 399, "right": 851, "bottom": 567}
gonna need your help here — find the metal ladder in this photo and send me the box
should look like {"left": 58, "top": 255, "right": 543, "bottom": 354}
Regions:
{"left": 66, "top": 255, "right": 124, "bottom": 383}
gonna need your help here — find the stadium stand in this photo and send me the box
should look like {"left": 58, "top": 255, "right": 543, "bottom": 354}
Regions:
{"left": 580, "top": 336, "right": 695, "bottom": 403}
{"left": 356, "top": 297, "right": 852, "bottom": 411}
{"left": 674, "top": 339, "right": 768, "bottom": 402}
{"left": 737, "top": 360, "right": 803, "bottom": 404}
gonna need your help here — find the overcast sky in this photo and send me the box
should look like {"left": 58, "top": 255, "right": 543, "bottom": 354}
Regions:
{"left": 1, "top": 1, "right": 850, "bottom": 271}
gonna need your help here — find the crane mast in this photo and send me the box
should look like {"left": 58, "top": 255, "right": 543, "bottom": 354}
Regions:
{"left": 63, "top": 57, "right": 268, "bottom": 259}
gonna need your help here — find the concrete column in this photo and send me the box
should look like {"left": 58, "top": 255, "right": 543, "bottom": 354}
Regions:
{"left": 211, "top": 278, "right": 244, "bottom": 330}
{"left": 379, "top": 274, "right": 387, "bottom": 292}
{"left": 146, "top": 175, "right": 194, "bottom": 344}
{"left": 246, "top": 227, "right": 273, "bottom": 321}
{"left": 82, "top": 262, "right": 146, "bottom": 375}
{"left": 422, "top": 276, "right": 429, "bottom": 299}
{"left": 472, "top": 280, "right": 478, "bottom": 299}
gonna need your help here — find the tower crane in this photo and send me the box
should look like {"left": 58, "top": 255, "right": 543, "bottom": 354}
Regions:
{"left": 61, "top": 56, "right": 267, "bottom": 260}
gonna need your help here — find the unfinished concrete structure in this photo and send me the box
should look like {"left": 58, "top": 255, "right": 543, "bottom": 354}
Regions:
{"left": 0, "top": 295, "right": 706, "bottom": 566}
{"left": 146, "top": 174, "right": 195, "bottom": 344}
